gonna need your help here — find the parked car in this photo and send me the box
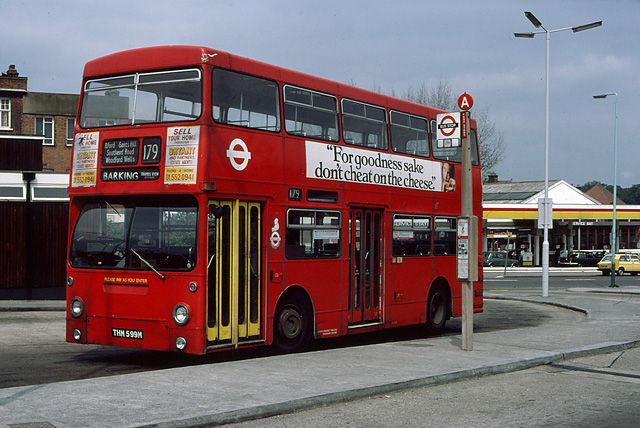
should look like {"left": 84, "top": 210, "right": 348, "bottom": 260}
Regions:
{"left": 568, "top": 250, "right": 605, "bottom": 267}
{"left": 483, "top": 251, "right": 519, "bottom": 267}
{"left": 597, "top": 253, "right": 640, "bottom": 276}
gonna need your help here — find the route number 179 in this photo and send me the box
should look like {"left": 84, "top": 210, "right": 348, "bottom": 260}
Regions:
{"left": 142, "top": 138, "right": 161, "bottom": 164}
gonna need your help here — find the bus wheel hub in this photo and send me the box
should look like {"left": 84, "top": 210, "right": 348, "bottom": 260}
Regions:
{"left": 279, "top": 307, "right": 302, "bottom": 339}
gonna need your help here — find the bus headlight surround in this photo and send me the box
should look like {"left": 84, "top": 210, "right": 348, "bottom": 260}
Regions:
{"left": 70, "top": 298, "right": 84, "bottom": 318}
{"left": 173, "top": 304, "right": 190, "bottom": 326}
{"left": 67, "top": 276, "right": 74, "bottom": 287}
{"left": 188, "top": 282, "right": 198, "bottom": 292}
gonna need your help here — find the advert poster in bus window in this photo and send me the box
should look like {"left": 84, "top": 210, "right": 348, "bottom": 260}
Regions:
{"left": 164, "top": 126, "right": 199, "bottom": 185}
{"left": 72, "top": 132, "right": 99, "bottom": 187}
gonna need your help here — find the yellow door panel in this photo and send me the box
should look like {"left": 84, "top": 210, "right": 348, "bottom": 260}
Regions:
{"left": 207, "top": 201, "right": 261, "bottom": 347}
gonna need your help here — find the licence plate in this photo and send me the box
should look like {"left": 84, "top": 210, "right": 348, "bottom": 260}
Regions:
{"left": 112, "top": 328, "right": 143, "bottom": 340}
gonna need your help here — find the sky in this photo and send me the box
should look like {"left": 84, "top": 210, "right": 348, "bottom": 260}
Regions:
{"left": 2, "top": 0, "right": 639, "bottom": 187}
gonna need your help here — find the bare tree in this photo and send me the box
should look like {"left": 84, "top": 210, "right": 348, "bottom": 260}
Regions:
{"left": 347, "top": 78, "right": 505, "bottom": 179}
{"left": 473, "top": 105, "right": 505, "bottom": 180}
{"left": 403, "top": 80, "right": 504, "bottom": 180}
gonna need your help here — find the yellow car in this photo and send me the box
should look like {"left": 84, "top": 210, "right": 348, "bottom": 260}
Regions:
{"left": 597, "top": 253, "right": 640, "bottom": 276}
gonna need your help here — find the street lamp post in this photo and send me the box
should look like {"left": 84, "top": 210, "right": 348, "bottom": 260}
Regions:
{"left": 515, "top": 12, "right": 602, "bottom": 298}
{"left": 593, "top": 93, "right": 619, "bottom": 287}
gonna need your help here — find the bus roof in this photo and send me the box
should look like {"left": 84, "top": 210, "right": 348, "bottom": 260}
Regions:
{"left": 82, "top": 45, "right": 471, "bottom": 126}
{"left": 83, "top": 45, "right": 220, "bottom": 77}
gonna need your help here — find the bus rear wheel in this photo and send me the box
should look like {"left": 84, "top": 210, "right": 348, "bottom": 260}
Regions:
{"left": 426, "top": 284, "right": 449, "bottom": 332}
{"left": 273, "top": 294, "right": 312, "bottom": 353}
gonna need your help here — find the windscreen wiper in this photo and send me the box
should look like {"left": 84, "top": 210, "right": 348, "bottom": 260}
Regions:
{"left": 131, "top": 248, "right": 165, "bottom": 280}
{"left": 104, "top": 199, "right": 121, "bottom": 217}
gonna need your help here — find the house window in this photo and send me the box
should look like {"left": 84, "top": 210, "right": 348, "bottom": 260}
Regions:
{"left": 66, "top": 117, "right": 75, "bottom": 146}
{"left": 36, "top": 116, "right": 54, "bottom": 145}
{"left": 0, "top": 98, "right": 10, "bottom": 129}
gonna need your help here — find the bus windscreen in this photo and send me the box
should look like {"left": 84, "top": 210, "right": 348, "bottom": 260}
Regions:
{"left": 69, "top": 196, "right": 198, "bottom": 271}
{"left": 79, "top": 69, "right": 202, "bottom": 128}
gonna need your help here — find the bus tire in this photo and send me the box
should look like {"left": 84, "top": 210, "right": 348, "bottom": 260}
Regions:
{"left": 273, "top": 293, "right": 312, "bottom": 353}
{"left": 426, "top": 283, "right": 449, "bottom": 332}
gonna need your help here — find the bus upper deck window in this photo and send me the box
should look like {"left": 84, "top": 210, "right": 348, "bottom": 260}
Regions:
{"left": 342, "top": 99, "right": 388, "bottom": 150}
{"left": 80, "top": 69, "right": 201, "bottom": 128}
{"left": 284, "top": 85, "right": 338, "bottom": 142}
{"left": 390, "top": 111, "right": 429, "bottom": 157}
{"left": 212, "top": 69, "right": 281, "bottom": 132}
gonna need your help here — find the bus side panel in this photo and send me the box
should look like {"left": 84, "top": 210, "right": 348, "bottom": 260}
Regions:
{"left": 265, "top": 205, "right": 285, "bottom": 346}
{"left": 207, "top": 125, "right": 284, "bottom": 198}
{"left": 387, "top": 257, "right": 429, "bottom": 327}
{"left": 283, "top": 259, "right": 344, "bottom": 338}
{"left": 432, "top": 256, "right": 461, "bottom": 318}
{"left": 474, "top": 166, "right": 484, "bottom": 313}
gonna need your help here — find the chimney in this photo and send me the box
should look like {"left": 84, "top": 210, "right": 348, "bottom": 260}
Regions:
{"left": 3, "top": 65, "right": 19, "bottom": 77}
{"left": 487, "top": 173, "right": 498, "bottom": 183}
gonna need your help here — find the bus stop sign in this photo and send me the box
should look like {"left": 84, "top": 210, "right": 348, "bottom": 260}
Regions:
{"left": 458, "top": 93, "right": 473, "bottom": 111}
{"left": 436, "top": 113, "right": 461, "bottom": 147}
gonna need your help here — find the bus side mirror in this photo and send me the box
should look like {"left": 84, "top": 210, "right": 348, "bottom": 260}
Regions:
{"left": 210, "top": 205, "right": 224, "bottom": 218}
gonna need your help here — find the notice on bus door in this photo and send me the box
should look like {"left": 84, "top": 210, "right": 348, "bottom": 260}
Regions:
{"left": 72, "top": 132, "right": 99, "bottom": 187}
{"left": 164, "top": 126, "right": 199, "bottom": 185}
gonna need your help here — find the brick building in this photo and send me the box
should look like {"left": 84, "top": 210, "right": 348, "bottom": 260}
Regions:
{"left": 1, "top": 64, "right": 79, "bottom": 172}
{"left": 1, "top": 65, "right": 76, "bottom": 299}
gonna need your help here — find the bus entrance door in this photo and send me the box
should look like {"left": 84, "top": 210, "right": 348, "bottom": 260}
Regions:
{"left": 348, "top": 208, "right": 383, "bottom": 326}
{"left": 206, "top": 201, "right": 262, "bottom": 348}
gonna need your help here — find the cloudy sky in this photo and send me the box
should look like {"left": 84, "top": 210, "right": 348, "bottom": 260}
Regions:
{"left": 2, "top": 0, "right": 638, "bottom": 187}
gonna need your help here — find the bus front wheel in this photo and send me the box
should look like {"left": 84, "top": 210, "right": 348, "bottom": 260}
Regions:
{"left": 426, "top": 284, "right": 449, "bottom": 332}
{"left": 273, "top": 293, "right": 312, "bottom": 353}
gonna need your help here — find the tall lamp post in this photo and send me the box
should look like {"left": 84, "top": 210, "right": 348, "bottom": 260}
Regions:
{"left": 593, "top": 93, "right": 619, "bottom": 287}
{"left": 515, "top": 12, "right": 602, "bottom": 297}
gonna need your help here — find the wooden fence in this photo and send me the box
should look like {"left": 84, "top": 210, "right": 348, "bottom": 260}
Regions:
{"left": 0, "top": 201, "right": 68, "bottom": 299}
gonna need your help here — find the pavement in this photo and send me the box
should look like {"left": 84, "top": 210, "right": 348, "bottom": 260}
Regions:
{"left": 1, "top": 286, "right": 640, "bottom": 428}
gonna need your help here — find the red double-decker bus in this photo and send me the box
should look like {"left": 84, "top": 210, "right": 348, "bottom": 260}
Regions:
{"left": 66, "top": 46, "right": 483, "bottom": 354}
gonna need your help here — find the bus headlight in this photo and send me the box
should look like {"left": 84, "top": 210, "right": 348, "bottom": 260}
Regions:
{"left": 173, "top": 304, "right": 190, "bottom": 326}
{"left": 70, "top": 298, "right": 84, "bottom": 318}
{"left": 67, "top": 276, "right": 74, "bottom": 287}
{"left": 73, "top": 328, "right": 82, "bottom": 341}
{"left": 188, "top": 282, "right": 198, "bottom": 292}
{"left": 175, "top": 336, "right": 187, "bottom": 351}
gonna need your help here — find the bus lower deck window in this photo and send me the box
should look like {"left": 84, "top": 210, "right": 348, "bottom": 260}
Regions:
{"left": 285, "top": 209, "right": 341, "bottom": 259}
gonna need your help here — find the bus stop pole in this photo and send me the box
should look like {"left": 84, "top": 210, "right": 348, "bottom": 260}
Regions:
{"left": 460, "top": 111, "right": 476, "bottom": 351}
